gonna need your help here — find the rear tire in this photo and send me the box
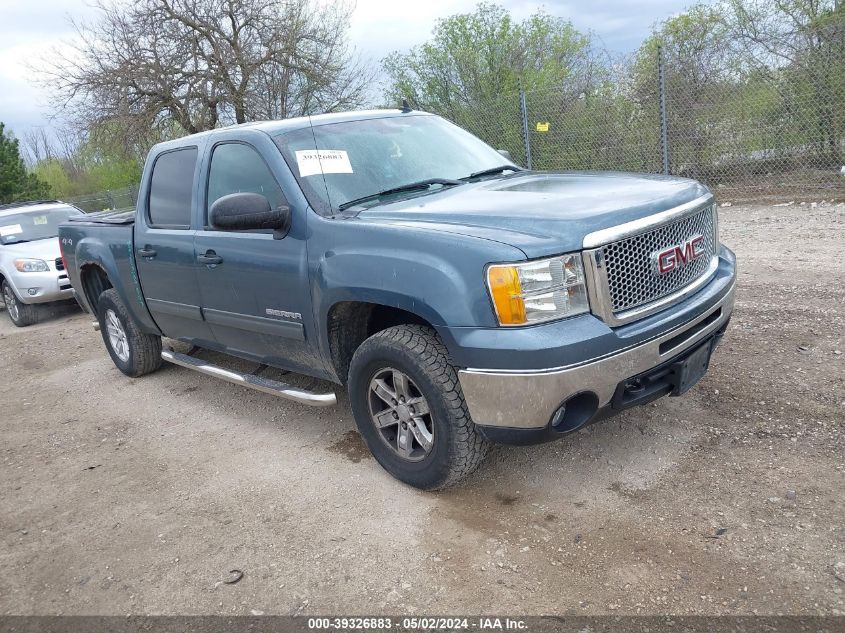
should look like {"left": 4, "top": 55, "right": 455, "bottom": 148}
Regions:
{"left": 348, "top": 324, "right": 490, "bottom": 490}
{"left": 2, "top": 281, "right": 40, "bottom": 327}
{"left": 97, "top": 288, "right": 162, "bottom": 377}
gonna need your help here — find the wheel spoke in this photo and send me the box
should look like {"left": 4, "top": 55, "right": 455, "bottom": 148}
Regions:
{"left": 406, "top": 396, "right": 429, "bottom": 417}
{"left": 373, "top": 408, "right": 398, "bottom": 429}
{"left": 392, "top": 370, "right": 411, "bottom": 399}
{"left": 409, "top": 419, "right": 433, "bottom": 451}
{"left": 372, "top": 378, "right": 396, "bottom": 405}
{"left": 397, "top": 424, "right": 413, "bottom": 457}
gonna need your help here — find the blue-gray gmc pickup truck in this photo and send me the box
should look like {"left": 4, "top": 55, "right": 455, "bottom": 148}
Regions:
{"left": 59, "top": 109, "right": 736, "bottom": 489}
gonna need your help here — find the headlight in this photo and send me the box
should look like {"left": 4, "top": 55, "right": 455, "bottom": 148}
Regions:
{"left": 486, "top": 253, "right": 589, "bottom": 326}
{"left": 14, "top": 259, "right": 50, "bottom": 273}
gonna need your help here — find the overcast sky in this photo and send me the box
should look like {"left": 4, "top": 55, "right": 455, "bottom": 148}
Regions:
{"left": 0, "top": 0, "right": 696, "bottom": 144}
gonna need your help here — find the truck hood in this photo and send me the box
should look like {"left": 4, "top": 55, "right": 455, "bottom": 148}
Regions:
{"left": 356, "top": 172, "right": 711, "bottom": 258}
{"left": 1, "top": 238, "right": 61, "bottom": 262}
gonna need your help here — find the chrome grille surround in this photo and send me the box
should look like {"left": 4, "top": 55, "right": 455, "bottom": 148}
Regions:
{"left": 583, "top": 194, "right": 719, "bottom": 326}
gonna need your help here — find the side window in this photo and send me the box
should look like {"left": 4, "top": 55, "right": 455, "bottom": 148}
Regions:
{"left": 148, "top": 147, "right": 198, "bottom": 228}
{"left": 207, "top": 143, "right": 286, "bottom": 227}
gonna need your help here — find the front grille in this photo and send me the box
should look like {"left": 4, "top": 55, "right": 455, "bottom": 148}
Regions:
{"left": 55, "top": 257, "right": 65, "bottom": 271}
{"left": 601, "top": 204, "right": 717, "bottom": 314}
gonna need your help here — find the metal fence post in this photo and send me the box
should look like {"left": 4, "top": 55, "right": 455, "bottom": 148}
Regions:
{"left": 657, "top": 45, "right": 669, "bottom": 175}
{"left": 519, "top": 86, "right": 533, "bottom": 170}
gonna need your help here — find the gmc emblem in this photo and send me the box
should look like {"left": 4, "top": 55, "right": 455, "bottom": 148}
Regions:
{"left": 653, "top": 235, "right": 705, "bottom": 274}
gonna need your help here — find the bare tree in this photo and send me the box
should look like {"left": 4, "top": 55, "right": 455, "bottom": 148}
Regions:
{"left": 39, "top": 0, "right": 372, "bottom": 146}
{"left": 22, "top": 128, "right": 56, "bottom": 166}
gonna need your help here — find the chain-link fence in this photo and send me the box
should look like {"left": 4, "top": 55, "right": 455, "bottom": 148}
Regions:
{"left": 63, "top": 47, "right": 845, "bottom": 209}
{"left": 65, "top": 184, "right": 139, "bottom": 213}
{"left": 427, "top": 49, "right": 845, "bottom": 203}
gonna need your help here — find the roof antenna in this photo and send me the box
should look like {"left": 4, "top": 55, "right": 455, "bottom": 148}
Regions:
{"left": 401, "top": 98, "right": 412, "bottom": 113}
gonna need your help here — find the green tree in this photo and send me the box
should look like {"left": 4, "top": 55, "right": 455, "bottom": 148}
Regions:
{"left": 631, "top": 4, "right": 744, "bottom": 177}
{"left": 32, "top": 159, "right": 74, "bottom": 198}
{"left": 383, "top": 2, "right": 594, "bottom": 112}
{"left": 382, "top": 2, "right": 598, "bottom": 164}
{"left": 26, "top": 123, "right": 144, "bottom": 200}
{"left": 0, "top": 123, "right": 51, "bottom": 204}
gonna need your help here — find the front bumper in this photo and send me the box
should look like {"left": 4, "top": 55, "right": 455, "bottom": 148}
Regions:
{"left": 4, "top": 266, "right": 74, "bottom": 305}
{"left": 456, "top": 249, "right": 735, "bottom": 437}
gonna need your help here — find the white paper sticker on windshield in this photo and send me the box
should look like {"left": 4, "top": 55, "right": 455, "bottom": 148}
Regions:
{"left": 0, "top": 224, "right": 23, "bottom": 237}
{"left": 295, "top": 149, "right": 353, "bottom": 177}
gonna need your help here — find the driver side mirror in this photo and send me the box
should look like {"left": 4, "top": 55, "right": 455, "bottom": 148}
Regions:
{"left": 497, "top": 149, "right": 514, "bottom": 162}
{"left": 210, "top": 192, "right": 291, "bottom": 239}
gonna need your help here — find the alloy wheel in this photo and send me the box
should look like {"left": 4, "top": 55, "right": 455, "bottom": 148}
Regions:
{"left": 105, "top": 309, "right": 130, "bottom": 362}
{"left": 367, "top": 367, "right": 434, "bottom": 462}
{"left": 3, "top": 286, "right": 19, "bottom": 322}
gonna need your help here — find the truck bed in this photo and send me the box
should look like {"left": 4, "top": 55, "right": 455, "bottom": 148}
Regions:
{"left": 58, "top": 213, "right": 160, "bottom": 334}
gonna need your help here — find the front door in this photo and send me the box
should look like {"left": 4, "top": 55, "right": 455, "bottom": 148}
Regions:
{"left": 134, "top": 146, "right": 215, "bottom": 345}
{"left": 193, "top": 138, "right": 320, "bottom": 374}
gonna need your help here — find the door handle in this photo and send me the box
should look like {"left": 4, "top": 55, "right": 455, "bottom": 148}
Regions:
{"left": 197, "top": 251, "right": 223, "bottom": 266}
{"left": 137, "top": 247, "right": 157, "bottom": 258}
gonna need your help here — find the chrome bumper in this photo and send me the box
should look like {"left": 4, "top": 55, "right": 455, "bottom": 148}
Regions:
{"left": 458, "top": 280, "right": 735, "bottom": 429}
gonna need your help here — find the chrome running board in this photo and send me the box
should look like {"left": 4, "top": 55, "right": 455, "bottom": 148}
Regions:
{"left": 161, "top": 347, "right": 337, "bottom": 407}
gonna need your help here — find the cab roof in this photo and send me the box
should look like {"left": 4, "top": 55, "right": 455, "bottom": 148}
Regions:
{"left": 151, "top": 109, "right": 434, "bottom": 152}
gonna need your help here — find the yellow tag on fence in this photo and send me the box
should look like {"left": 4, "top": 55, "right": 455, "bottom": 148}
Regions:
{"left": 536, "top": 122, "right": 550, "bottom": 132}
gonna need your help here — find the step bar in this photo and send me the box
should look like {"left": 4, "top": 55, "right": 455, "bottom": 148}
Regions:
{"left": 161, "top": 347, "right": 337, "bottom": 407}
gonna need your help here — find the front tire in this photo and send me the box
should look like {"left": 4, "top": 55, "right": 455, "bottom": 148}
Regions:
{"left": 348, "top": 325, "right": 490, "bottom": 490}
{"left": 2, "top": 281, "right": 40, "bottom": 327}
{"left": 97, "top": 289, "right": 162, "bottom": 377}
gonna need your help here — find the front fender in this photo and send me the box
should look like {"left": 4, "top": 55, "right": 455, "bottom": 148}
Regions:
{"left": 307, "top": 214, "right": 526, "bottom": 371}
{"left": 315, "top": 248, "right": 481, "bottom": 327}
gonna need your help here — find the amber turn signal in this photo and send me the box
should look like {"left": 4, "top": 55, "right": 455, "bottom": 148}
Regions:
{"left": 487, "top": 265, "right": 527, "bottom": 325}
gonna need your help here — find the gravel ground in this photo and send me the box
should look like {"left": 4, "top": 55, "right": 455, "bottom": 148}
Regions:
{"left": 0, "top": 203, "right": 843, "bottom": 616}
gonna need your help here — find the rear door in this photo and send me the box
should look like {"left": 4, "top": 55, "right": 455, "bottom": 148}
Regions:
{"left": 193, "top": 132, "right": 321, "bottom": 374}
{"left": 134, "top": 145, "right": 216, "bottom": 345}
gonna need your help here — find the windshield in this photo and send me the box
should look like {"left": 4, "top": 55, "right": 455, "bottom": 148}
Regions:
{"left": 274, "top": 114, "right": 516, "bottom": 214}
{"left": 0, "top": 207, "right": 82, "bottom": 246}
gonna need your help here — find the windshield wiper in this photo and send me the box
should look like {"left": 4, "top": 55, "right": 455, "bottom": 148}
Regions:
{"left": 461, "top": 165, "right": 524, "bottom": 180}
{"left": 337, "top": 178, "right": 463, "bottom": 211}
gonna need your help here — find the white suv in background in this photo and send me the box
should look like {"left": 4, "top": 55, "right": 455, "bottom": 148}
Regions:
{"left": 0, "top": 200, "right": 84, "bottom": 327}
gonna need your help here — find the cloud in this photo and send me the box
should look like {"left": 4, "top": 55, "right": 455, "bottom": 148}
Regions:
{"left": 0, "top": 0, "right": 95, "bottom": 137}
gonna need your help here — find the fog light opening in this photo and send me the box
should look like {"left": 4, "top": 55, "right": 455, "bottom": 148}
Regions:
{"left": 624, "top": 378, "right": 644, "bottom": 393}
{"left": 27, "top": 288, "right": 38, "bottom": 296}
{"left": 550, "top": 392, "right": 599, "bottom": 434}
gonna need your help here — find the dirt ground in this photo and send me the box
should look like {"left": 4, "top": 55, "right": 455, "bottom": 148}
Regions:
{"left": 0, "top": 202, "right": 843, "bottom": 616}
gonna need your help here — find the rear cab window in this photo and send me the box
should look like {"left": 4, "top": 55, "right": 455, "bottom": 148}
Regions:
{"left": 148, "top": 147, "right": 198, "bottom": 228}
